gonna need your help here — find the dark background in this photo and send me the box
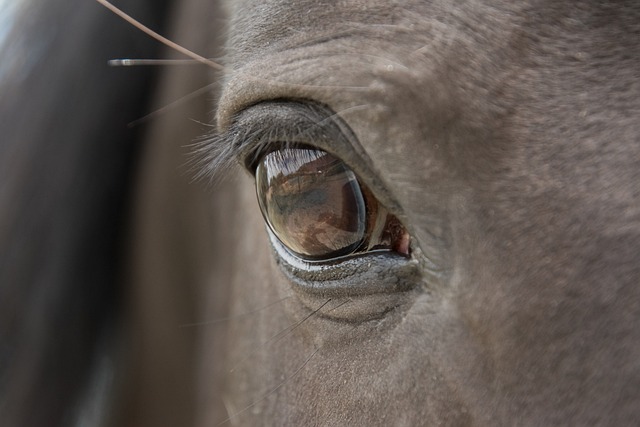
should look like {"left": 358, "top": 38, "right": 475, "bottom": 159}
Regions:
{"left": 0, "top": 1, "right": 172, "bottom": 425}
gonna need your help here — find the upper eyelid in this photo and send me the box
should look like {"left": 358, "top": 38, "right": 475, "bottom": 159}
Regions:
{"left": 193, "top": 101, "right": 325, "bottom": 180}
{"left": 226, "top": 101, "right": 350, "bottom": 171}
{"left": 203, "top": 99, "right": 404, "bottom": 218}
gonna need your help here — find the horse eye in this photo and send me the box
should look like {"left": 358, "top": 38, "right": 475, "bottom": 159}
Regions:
{"left": 255, "top": 147, "right": 410, "bottom": 261}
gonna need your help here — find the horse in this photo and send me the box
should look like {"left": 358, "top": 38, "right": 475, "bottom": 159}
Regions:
{"left": 1, "top": 0, "right": 639, "bottom": 426}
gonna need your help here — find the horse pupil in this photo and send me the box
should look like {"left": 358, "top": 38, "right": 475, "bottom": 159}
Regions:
{"left": 255, "top": 147, "right": 367, "bottom": 260}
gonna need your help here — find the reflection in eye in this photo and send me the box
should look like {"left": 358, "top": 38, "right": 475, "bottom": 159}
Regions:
{"left": 255, "top": 147, "right": 410, "bottom": 260}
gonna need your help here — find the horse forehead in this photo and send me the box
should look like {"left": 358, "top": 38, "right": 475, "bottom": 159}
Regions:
{"left": 218, "top": 0, "right": 523, "bottom": 133}
{"left": 224, "top": 0, "right": 640, "bottom": 161}
{"left": 227, "top": 0, "right": 514, "bottom": 61}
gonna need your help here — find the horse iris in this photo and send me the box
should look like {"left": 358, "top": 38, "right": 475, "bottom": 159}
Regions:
{"left": 255, "top": 147, "right": 368, "bottom": 260}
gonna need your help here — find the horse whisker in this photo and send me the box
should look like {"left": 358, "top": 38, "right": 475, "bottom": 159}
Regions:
{"left": 178, "top": 295, "right": 293, "bottom": 328}
{"left": 325, "top": 299, "right": 353, "bottom": 313}
{"left": 108, "top": 59, "right": 209, "bottom": 66}
{"left": 217, "top": 346, "right": 320, "bottom": 426}
{"left": 188, "top": 118, "right": 216, "bottom": 128}
{"left": 94, "top": 0, "right": 224, "bottom": 71}
{"left": 97, "top": 1, "right": 370, "bottom": 134}
{"left": 127, "top": 82, "right": 218, "bottom": 128}
{"left": 228, "top": 298, "right": 331, "bottom": 373}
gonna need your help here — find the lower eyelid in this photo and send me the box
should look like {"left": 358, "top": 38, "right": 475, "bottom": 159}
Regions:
{"left": 268, "top": 230, "right": 420, "bottom": 296}
{"left": 266, "top": 230, "right": 422, "bottom": 322}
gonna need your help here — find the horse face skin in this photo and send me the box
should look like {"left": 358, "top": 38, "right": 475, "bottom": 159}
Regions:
{"left": 211, "top": 1, "right": 640, "bottom": 425}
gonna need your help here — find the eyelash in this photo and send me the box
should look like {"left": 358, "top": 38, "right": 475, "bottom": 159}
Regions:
{"left": 194, "top": 101, "right": 355, "bottom": 182}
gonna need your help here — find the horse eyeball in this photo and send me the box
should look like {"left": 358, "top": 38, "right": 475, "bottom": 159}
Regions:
{"left": 255, "top": 147, "right": 410, "bottom": 260}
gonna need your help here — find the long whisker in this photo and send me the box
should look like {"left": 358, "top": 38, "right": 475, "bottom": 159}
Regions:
{"left": 217, "top": 346, "right": 320, "bottom": 426}
{"left": 96, "top": 0, "right": 377, "bottom": 107}
{"left": 109, "top": 59, "right": 207, "bottom": 66}
{"left": 188, "top": 118, "right": 216, "bottom": 128}
{"left": 228, "top": 299, "right": 331, "bottom": 373}
{"left": 126, "top": 82, "right": 219, "bottom": 128}
{"left": 178, "top": 295, "right": 293, "bottom": 328}
{"left": 94, "top": 0, "right": 224, "bottom": 71}
{"left": 325, "top": 299, "right": 353, "bottom": 313}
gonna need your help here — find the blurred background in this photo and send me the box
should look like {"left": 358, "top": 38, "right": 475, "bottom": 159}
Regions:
{"left": 0, "top": 0, "right": 225, "bottom": 425}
